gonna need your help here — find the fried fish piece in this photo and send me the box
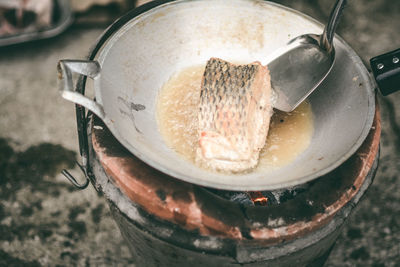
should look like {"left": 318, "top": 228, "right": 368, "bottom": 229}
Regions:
{"left": 196, "top": 58, "right": 273, "bottom": 172}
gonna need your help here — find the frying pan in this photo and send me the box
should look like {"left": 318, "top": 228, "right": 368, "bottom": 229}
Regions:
{"left": 58, "top": 0, "right": 376, "bottom": 191}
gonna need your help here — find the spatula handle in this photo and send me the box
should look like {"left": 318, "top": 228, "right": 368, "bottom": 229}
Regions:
{"left": 320, "top": 0, "right": 347, "bottom": 52}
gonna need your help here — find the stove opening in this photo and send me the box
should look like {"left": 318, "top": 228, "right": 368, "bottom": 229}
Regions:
{"left": 205, "top": 183, "right": 310, "bottom": 207}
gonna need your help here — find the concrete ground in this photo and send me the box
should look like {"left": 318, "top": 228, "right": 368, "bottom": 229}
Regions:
{"left": 0, "top": 0, "right": 399, "bottom": 266}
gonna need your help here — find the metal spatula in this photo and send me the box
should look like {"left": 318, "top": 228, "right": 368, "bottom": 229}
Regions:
{"left": 267, "top": 0, "right": 347, "bottom": 112}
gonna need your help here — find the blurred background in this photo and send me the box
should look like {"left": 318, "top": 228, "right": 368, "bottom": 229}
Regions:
{"left": 0, "top": 0, "right": 399, "bottom": 266}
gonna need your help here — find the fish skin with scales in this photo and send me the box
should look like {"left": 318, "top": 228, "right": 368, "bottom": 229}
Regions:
{"left": 196, "top": 58, "right": 273, "bottom": 172}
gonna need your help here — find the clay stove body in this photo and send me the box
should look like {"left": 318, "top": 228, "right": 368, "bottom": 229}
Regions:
{"left": 87, "top": 105, "right": 380, "bottom": 266}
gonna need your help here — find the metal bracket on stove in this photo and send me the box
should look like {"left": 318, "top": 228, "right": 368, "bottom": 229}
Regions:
{"left": 62, "top": 161, "right": 89, "bottom": 189}
{"left": 60, "top": 73, "right": 93, "bottom": 190}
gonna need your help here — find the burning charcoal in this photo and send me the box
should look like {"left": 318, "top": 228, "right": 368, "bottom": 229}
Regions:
{"left": 266, "top": 183, "right": 310, "bottom": 204}
{"left": 206, "top": 188, "right": 254, "bottom": 206}
{"left": 247, "top": 191, "right": 268, "bottom": 206}
{"left": 229, "top": 192, "right": 254, "bottom": 206}
{"left": 260, "top": 191, "right": 279, "bottom": 205}
{"left": 205, "top": 183, "right": 311, "bottom": 207}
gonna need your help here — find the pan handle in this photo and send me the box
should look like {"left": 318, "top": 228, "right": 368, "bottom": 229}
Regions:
{"left": 370, "top": 48, "right": 400, "bottom": 96}
{"left": 57, "top": 60, "right": 106, "bottom": 121}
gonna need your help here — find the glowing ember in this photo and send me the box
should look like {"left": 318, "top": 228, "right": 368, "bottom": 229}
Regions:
{"left": 247, "top": 191, "right": 268, "bottom": 206}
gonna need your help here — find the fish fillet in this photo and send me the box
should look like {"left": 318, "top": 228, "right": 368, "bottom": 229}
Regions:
{"left": 196, "top": 58, "right": 273, "bottom": 172}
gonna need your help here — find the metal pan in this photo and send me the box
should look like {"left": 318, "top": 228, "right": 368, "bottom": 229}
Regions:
{"left": 58, "top": 0, "right": 376, "bottom": 191}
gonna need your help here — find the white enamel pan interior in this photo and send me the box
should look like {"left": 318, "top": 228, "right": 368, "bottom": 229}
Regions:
{"left": 59, "top": 0, "right": 375, "bottom": 191}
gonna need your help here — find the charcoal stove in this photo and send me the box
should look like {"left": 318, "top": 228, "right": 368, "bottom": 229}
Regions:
{"left": 76, "top": 105, "right": 379, "bottom": 266}
{"left": 56, "top": 1, "right": 386, "bottom": 266}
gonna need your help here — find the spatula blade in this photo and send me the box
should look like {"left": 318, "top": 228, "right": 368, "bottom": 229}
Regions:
{"left": 267, "top": 35, "right": 334, "bottom": 112}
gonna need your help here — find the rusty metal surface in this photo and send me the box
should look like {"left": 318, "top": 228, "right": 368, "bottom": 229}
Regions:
{"left": 107, "top": 198, "right": 342, "bottom": 266}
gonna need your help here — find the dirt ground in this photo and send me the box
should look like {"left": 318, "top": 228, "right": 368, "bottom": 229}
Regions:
{"left": 0, "top": 0, "right": 399, "bottom": 266}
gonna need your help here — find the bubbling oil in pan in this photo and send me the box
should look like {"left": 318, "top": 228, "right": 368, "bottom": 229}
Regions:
{"left": 156, "top": 65, "right": 313, "bottom": 172}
